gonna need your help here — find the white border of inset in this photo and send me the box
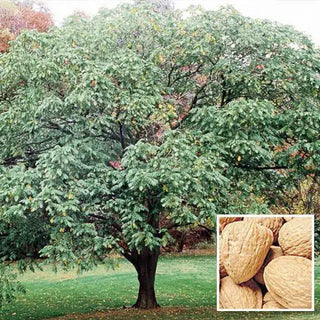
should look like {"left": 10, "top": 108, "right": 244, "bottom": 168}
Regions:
{"left": 216, "top": 214, "right": 315, "bottom": 312}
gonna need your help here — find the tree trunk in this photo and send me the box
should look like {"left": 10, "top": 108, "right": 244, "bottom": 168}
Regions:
{"left": 177, "top": 231, "right": 186, "bottom": 252}
{"left": 132, "top": 247, "right": 160, "bottom": 309}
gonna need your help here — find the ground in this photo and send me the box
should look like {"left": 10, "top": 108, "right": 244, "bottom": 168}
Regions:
{"left": 0, "top": 251, "right": 318, "bottom": 319}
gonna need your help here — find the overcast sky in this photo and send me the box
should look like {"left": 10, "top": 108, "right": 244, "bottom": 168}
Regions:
{"left": 42, "top": 0, "right": 320, "bottom": 45}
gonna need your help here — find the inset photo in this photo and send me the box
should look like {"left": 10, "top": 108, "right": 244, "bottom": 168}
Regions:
{"left": 217, "top": 215, "right": 314, "bottom": 311}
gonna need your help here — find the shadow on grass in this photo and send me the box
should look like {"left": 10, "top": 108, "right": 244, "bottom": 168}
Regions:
{"left": 46, "top": 307, "right": 215, "bottom": 320}
{"left": 47, "top": 307, "right": 319, "bottom": 320}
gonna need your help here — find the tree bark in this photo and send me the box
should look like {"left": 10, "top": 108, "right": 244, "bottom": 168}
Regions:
{"left": 132, "top": 247, "right": 160, "bottom": 309}
{"left": 177, "top": 231, "right": 186, "bottom": 253}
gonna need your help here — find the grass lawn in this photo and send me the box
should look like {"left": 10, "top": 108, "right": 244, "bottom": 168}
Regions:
{"left": 0, "top": 252, "right": 215, "bottom": 320}
{"left": 0, "top": 252, "right": 318, "bottom": 319}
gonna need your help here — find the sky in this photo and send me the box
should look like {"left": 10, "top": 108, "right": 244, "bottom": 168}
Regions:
{"left": 42, "top": 0, "right": 320, "bottom": 45}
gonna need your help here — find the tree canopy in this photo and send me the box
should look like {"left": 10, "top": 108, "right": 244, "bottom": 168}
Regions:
{"left": 0, "top": 0, "right": 53, "bottom": 53}
{"left": 0, "top": 1, "right": 319, "bottom": 308}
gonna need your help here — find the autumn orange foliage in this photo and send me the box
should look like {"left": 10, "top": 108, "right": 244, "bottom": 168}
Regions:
{"left": 0, "top": 0, "right": 54, "bottom": 53}
{"left": 0, "top": 28, "right": 14, "bottom": 52}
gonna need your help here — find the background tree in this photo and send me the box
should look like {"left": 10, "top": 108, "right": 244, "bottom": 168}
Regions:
{"left": 0, "top": 1, "right": 319, "bottom": 309}
{"left": 0, "top": 0, "right": 53, "bottom": 53}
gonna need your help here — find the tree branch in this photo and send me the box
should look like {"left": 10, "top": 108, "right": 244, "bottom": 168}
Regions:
{"left": 235, "top": 165, "right": 289, "bottom": 171}
{"left": 167, "top": 62, "right": 178, "bottom": 87}
{"left": 168, "top": 64, "right": 203, "bottom": 87}
{"left": 119, "top": 122, "right": 126, "bottom": 150}
{"left": 171, "top": 82, "right": 207, "bottom": 130}
{"left": 198, "top": 224, "right": 213, "bottom": 233}
{"left": 1, "top": 143, "right": 60, "bottom": 166}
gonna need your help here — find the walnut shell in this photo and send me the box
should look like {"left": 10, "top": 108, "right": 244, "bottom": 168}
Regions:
{"left": 219, "top": 217, "right": 242, "bottom": 232}
{"left": 278, "top": 217, "right": 312, "bottom": 259}
{"left": 219, "top": 235, "right": 227, "bottom": 279}
{"left": 221, "top": 220, "right": 273, "bottom": 284}
{"left": 264, "top": 256, "right": 312, "bottom": 309}
{"left": 254, "top": 245, "right": 284, "bottom": 285}
{"left": 263, "top": 292, "right": 286, "bottom": 309}
{"left": 219, "top": 276, "right": 262, "bottom": 309}
{"left": 243, "top": 217, "right": 283, "bottom": 243}
{"left": 263, "top": 292, "right": 275, "bottom": 303}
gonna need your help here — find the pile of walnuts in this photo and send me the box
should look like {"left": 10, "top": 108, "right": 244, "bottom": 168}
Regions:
{"left": 218, "top": 216, "right": 313, "bottom": 310}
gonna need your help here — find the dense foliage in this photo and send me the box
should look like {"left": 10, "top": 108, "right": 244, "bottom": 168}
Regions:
{"left": 0, "top": 1, "right": 319, "bottom": 308}
{"left": 0, "top": 0, "right": 53, "bottom": 53}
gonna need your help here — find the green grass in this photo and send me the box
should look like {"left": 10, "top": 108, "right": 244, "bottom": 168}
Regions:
{"left": 0, "top": 254, "right": 215, "bottom": 319}
{"left": 0, "top": 253, "right": 319, "bottom": 319}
